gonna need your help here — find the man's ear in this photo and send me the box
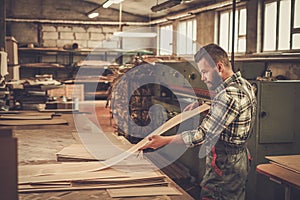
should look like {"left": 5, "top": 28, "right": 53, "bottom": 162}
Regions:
{"left": 217, "top": 62, "right": 224, "bottom": 73}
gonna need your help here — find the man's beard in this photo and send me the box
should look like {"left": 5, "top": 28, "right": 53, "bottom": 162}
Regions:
{"left": 208, "top": 70, "right": 223, "bottom": 90}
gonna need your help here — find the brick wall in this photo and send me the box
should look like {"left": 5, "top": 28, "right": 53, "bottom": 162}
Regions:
{"left": 42, "top": 24, "right": 120, "bottom": 49}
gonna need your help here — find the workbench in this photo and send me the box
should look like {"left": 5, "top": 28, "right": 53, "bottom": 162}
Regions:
{"left": 256, "top": 155, "right": 300, "bottom": 200}
{"left": 10, "top": 101, "right": 194, "bottom": 200}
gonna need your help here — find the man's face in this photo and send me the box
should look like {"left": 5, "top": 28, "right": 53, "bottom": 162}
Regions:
{"left": 197, "top": 58, "right": 223, "bottom": 90}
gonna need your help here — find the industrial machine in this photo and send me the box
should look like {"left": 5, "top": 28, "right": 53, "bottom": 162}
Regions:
{"left": 144, "top": 59, "right": 300, "bottom": 200}
{"left": 246, "top": 80, "right": 300, "bottom": 200}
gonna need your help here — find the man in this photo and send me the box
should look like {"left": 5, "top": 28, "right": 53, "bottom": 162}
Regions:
{"left": 140, "top": 44, "right": 256, "bottom": 200}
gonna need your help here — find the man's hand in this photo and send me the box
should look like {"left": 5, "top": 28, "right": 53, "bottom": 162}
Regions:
{"left": 139, "top": 135, "right": 169, "bottom": 150}
{"left": 139, "top": 135, "right": 184, "bottom": 151}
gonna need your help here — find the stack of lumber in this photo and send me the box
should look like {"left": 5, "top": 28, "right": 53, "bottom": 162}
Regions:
{"left": 18, "top": 161, "right": 182, "bottom": 198}
{"left": 0, "top": 111, "right": 68, "bottom": 126}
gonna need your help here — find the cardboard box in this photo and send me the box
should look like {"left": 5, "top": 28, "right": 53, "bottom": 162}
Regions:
{"left": 5, "top": 36, "right": 18, "bottom": 65}
{"left": 7, "top": 65, "right": 20, "bottom": 80}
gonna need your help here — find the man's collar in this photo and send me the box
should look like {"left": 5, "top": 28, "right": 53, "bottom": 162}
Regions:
{"left": 214, "top": 71, "right": 241, "bottom": 93}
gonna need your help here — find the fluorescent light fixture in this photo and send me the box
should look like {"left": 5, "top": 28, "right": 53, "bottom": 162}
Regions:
{"left": 113, "top": 32, "right": 157, "bottom": 37}
{"left": 103, "top": 0, "right": 124, "bottom": 8}
{"left": 87, "top": 12, "right": 99, "bottom": 18}
{"left": 103, "top": 1, "right": 113, "bottom": 8}
{"left": 167, "top": 13, "right": 191, "bottom": 20}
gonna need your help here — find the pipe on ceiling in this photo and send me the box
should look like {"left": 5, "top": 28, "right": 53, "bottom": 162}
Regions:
{"left": 6, "top": 0, "right": 241, "bottom": 26}
{"left": 151, "top": 0, "right": 182, "bottom": 12}
{"left": 5, "top": 18, "right": 149, "bottom": 26}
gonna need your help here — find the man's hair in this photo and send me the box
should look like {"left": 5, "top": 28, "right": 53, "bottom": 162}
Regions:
{"left": 194, "top": 43, "right": 231, "bottom": 68}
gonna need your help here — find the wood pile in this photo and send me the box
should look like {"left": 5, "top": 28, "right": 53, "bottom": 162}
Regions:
{"left": 0, "top": 111, "right": 68, "bottom": 126}
{"left": 18, "top": 160, "right": 182, "bottom": 198}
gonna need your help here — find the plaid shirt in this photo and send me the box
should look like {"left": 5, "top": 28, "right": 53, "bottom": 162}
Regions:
{"left": 182, "top": 71, "right": 256, "bottom": 147}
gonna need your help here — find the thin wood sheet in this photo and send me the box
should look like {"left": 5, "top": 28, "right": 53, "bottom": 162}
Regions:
{"left": 107, "top": 186, "right": 182, "bottom": 198}
{"left": 266, "top": 155, "right": 300, "bottom": 174}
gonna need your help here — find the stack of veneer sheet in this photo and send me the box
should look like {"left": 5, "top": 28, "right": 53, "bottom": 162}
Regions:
{"left": 18, "top": 160, "right": 182, "bottom": 198}
{"left": 0, "top": 111, "right": 68, "bottom": 126}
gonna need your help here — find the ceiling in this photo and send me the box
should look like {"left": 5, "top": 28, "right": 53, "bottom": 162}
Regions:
{"left": 84, "top": 0, "right": 214, "bottom": 20}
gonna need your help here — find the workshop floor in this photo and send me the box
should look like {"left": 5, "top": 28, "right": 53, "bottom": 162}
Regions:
{"left": 16, "top": 101, "right": 114, "bottom": 165}
{"left": 16, "top": 100, "right": 195, "bottom": 200}
{"left": 17, "top": 101, "right": 122, "bottom": 200}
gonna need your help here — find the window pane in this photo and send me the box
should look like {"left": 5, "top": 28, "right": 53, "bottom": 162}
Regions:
{"left": 238, "top": 38, "right": 246, "bottom": 52}
{"left": 193, "top": 19, "right": 197, "bottom": 53}
{"left": 237, "top": 9, "right": 246, "bottom": 53}
{"left": 177, "top": 20, "right": 196, "bottom": 55}
{"left": 160, "top": 25, "right": 173, "bottom": 55}
{"left": 263, "top": 2, "right": 277, "bottom": 51}
{"left": 186, "top": 20, "right": 193, "bottom": 54}
{"left": 279, "top": 0, "right": 291, "bottom": 50}
{"left": 292, "top": 34, "right": 300, "bottom": 49}
{"left": 295, "top": 0, "right": 300, "bottom": 28}
{"left": 219, "top": 12, "right": 229, "bottom": 52}
{"left": 177, "top": 22, "right": 187, "bottom": 55}
{"left": 239, "top": 8, "right": 247, "bottom": 36}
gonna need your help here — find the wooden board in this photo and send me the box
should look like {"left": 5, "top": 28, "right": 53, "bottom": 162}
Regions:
{"left": 19, "top": 162, "right": 105, "bottom": 177}
{"left": 19, "top": 170, "right": 128, "bottom": 184}
{"left": 0, "top": 118, "right": 68, "bottom": 126}
{"left": 19, "top": 181, "right": 169, "bottom": 193}
{"left": 107, "top": 186, "right": 182, "bottom": 198}
{"left": 56, "top": 144, "right": 97, "bottom": 161}
{"left": 38, "top": 109, "right": 78, "bottom": 113}
{"left": 19, "top": 162, "right": 164, "bottom": 184}
{"left": 92, "top": 103, "right": 210, "bottom": 171}
{"left": 256, "top": 164, "right": 300, "bottom": 190}
{"left": 0, "top": 111, "right": 55, "bottom": 116}
{"left": 56, "top": 143, "right": 134, "bottom": 161}
{"left": 0, "top": 115, "right": 52, "bottom": 120}
{"left": 266, "top": 155, "right": 300, "bottom": 174}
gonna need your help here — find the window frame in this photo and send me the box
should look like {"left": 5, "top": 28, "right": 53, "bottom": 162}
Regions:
{"left": 262, "top": 0, "right": 300, "bottom": 52}
{"left": 176, "top": 18, "right": 197, "bottom": 56}
{"left": 217, "top": 6, "right": 247, "bottom": 54}
{"left": 158, "top": 24, "right": 174, "bottom": 55}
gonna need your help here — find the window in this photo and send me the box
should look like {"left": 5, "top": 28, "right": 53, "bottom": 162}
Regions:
{"left": 159, "top": 24, "right": 173, "bottom": 55}
{"left": 263, "top": 0, "right": 300, "bottom": 51}
{"left": 219, "top": 7, "right": 247, "bottom": 53}
{"left": 177, "top": 19, "right": 197, "bottom": 55}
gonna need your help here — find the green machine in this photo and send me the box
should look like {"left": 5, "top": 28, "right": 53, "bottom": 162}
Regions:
{"left": 246, "top": 80, "right": 300, "bottom": 200}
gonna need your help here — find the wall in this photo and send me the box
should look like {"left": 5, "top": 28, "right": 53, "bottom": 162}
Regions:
{"left": 269, "top": 62, "right": 300, "bottom": 80}
{"left": 41, "top": 24, "right": 119, "bottom": 49}
{"left": 6, "top": 0, "right": 151, "bottom": 49}
{"left": 196, "top": 11, "right": 215, "bottom": 49}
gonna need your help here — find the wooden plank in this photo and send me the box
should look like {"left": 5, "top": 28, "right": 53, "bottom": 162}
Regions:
{"left": 266, "top": 155, "right": 300, "bottom": 174}
{"left": 256, "top": 164, "right": 300, "bottom": 190}
{"left": 0, "top": 111, "right": 55, "bottom": 116}
{"left": 0, "top": 118, "right": 68, "bottom": 126}
{"left": 91, "top": 103, "right": 210, "bottom": 171}
{"left": 19, "top": 162, "right": 164, "bottom": 185}
{"left": 19, "top": 170, "right": 128, "bottom": 184}
{"left": 56, "top": 143, "right": 133, "bottom": 161}
{"left": 38, "top": 109, "right": 78, "bottom": 113}
{"left": 56, "top": 144, "right": 98, "bottom": 161}
{"left": 107, "top": 186, "right": 182, "bottom": 198}
{"left": 0, "top": 115, "right": 52, "bottom": 120}
{"left": 19, "top": 162, "right": 105, "bottom": 177}
{"left": 19, "top": 181, "right": 169, "bottom": 193}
